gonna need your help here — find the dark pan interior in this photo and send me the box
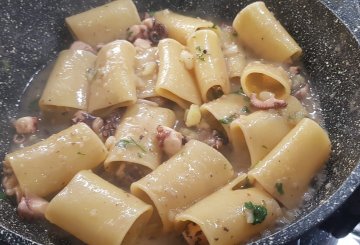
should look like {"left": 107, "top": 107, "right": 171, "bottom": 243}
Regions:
{"left": 0, "top": 0, "right": 359, "bottom": 244}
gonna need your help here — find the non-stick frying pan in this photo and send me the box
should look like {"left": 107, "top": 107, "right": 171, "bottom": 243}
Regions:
{"left": 0, "top": 0, "right": 359, "bottom": 244}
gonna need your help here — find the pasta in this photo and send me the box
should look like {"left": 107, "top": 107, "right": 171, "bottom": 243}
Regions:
{"left": 131, "top": 140, "right": 234, "bottom": 232}
{"left": 66, "top": 0, "right": 141, "bottom": 46}
{"left": 5, "top": 123, "right": 107, "bottom": 197}
{"left": 241, "top": 61, "right": 292, "bottom": 99}
{"left": 2, "top": 1, "right": 332, "bottom": 245}
{"left": 45, "top": 170, "right": 152, "bottom": 245}
{"left": 232, "top": 1, "right": 302, "bottom": 62}
{"left": 39, "top": 49, "right": 96, "bottom": 111}
{"left": 230, "top": 110, "right": 293, "bottom": 168}
{"left": 187, "top": 30, "right": 230, "bottom": 102}
{"left": 154, "top": 9, "right": 214, "bottom": 45}
{"left": 105, "top": 101, "right": 176, "bottom": 173}
{"left": 248, "top": 118, "right": 331, "bottom": 208}
{"left": 88, "top": 40, "right": 137, "bottom": 115}
{"left": 200, "top": 93, "right": 250, "bottom": 138}
{"left": 176, "top": 175, "right": 281, "bottom": 245}
{"left": 156, "top": 38, "right": 202, "bottom": 108}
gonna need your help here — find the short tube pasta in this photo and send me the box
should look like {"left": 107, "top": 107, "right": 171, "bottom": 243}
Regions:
{"left": 187, "top": 30, "right": 230, "bottom": 102}
{"left": 248, "top": 118, "right": 331, "bottom": 208}
{"left": 65, "top": 0, "right": 141, "bottom": 47}
{"left": 200, "top": 93, "right": 250, "bottom": 138}
{"left": 45, "top": 170, "right": 153, "bottom": 245}
{"left": 131, "top": 140, "right": 234, "bottom": 232}
{"left": 154, "top": 9, "right": 214, "bottom": 45}
{"left": 156, "top": 39, "right": 202, "bottom": 108}
{"left": 176, "top": 184, "right": 281, "bottom": 245}
{"left": 39, "top": 50, "right": 96, "bottom": 111}
{"left": 104, "top": 102, "right": 176, "bottom": 172}
{"left": 88, "top": 40, "right": 137, "bottom": 115}
{"left": 5, "top": 123, "right": 107, "bottom": 197}
{"left": 230, "top": 110, "right": 293, "bottom": 168}
{"left": 241, "top": 61, "right": 291, "bottom": 99}
{"left": 232, "top": 1, "right": 302, "bottom": 62}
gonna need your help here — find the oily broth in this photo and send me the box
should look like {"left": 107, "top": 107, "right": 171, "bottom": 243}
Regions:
{"left": 9, "top": 16, "right": 327, "bottom": 245}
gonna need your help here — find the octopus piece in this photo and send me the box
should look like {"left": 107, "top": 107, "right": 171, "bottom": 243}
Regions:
{"left": 156, "top": 125, "right": 185, "bottom": 157}
{"left": 100, "top": 110, "right": 122, "bottom": 139}
{"left": 12, "top": 116, "right": 37, "bottom": 135}
{"left": 294, "top": 84, "right": 309, "bottom": 100}
{"left": 183, "top": 222, "right": 209, "bottom": 245}
{"left": 13, "top": 134, "right": 26, "bottom": 144}
{"left": 72, "top": 110, "right": 106, "bottom": 137}
{"left": 133, "top": 38, "right": 152, "bottom": 50}
{"left": 127, "top": 17, "right": 168, "bottom": 46}
{"left": 289, "top": 66, "right": 301, "bottom": 75}
{"left": 17, "top": 195, "right": 49, "bottom": 220}
{"left": 70, "top": 41, "right": 96, "bottom": 54}
{"left": 250, "top": 93, "right": 287, "bottom": 109}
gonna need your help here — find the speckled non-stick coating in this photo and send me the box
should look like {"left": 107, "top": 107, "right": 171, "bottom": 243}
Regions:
{"left": 0, "top": 0, "right": 359, "bottom": 244}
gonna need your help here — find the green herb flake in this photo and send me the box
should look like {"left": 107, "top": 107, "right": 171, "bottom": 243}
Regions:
{"left": 218, "top": 113, "right": 238, "bottom": 124}
{"left": 0, "top": 191, "right": 6, "bottom": 200}
{"left": 77, "top": 152, "right": 86, "bottom": 155}
{"left": 137, "top": 152, "right": 144, "bottom": 158}
{"left": 117, "top": 137, "right": 147, "bottom": 153}
{"left": 195, "top": 46, "right": 208, "bottom": 61}
{"left": 275, "top": 182, "right": 284, "bottom": 195}
{"left": 241, "top": 106, "right": 250, "bottom": 114}
{"left": 244, "top": 201, "right": 267, "bottom": 225}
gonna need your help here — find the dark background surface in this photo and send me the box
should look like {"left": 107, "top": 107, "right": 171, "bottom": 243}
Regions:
{"left": 0, "top": 0, "right": 359, "bottom": 244}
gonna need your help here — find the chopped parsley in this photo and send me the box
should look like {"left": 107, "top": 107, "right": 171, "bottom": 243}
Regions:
{"left": 275, "top": 182, "right": 284, "bottom": 195}
{"left": 195, "top": 46, "right": 208, "bottom": 61}
{"left": 117, "top": 137, "right": 147, "bottom": 153}
{"left": 244, "top": 201, "right": 267, "bottom": 225}
{"left": 241, "top": 106, "right": 250, "bottom": 114}
{"left": 218, "top": 113, "right": 238, "bottom": 124}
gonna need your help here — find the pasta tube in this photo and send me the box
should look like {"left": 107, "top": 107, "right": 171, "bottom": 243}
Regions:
{"left": 156, "top": 39, "right": 202, "bottom": 108}
{"left": 230, "top": 110, "right": 293, "bottom": 168}
{"left": 45, "top": 170, "right": 152, "bottom": 245}
{"left": 131, "top": 140, "right": 234, "bottom": 232}
{"left": 176, "top": 183, "right": 281, "bottom": 245}
{"left": 66, "top": 0, "right": 141, "bottom": 47}
{"left": 105, "top": 102, "right": 176, "bottom": 172}
{"left": 187, "top": 30, "right": 230, "bottom": 102}
{"left": 154, "top": 9, "right": 214, "bottom": 45}
{"left": 39, "top": 50, "right": 96, "bottom": 111}
{"left": 248, "top": 118, "right": 331, "bottom": 208}
{"left": 5, "top": 123, "right": 107, "bottom": 197}
{"left": 200, "top": 93, "right": 250, "bottom": 138}
{"left": 232, "top": 1, "right": 302, "bottom": 62}
{"left": 241, "top": 61, "right": 291, "bottom": 99}
{"left": 88, "top": 40, "right": 137, "bottom": 115}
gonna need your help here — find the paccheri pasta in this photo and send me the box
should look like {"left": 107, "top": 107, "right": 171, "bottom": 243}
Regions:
{"left": 1, "top": 1, "right": 331, "bottom": 244}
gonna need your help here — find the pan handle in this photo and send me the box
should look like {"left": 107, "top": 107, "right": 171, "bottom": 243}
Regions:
{"left": 319, "top": 185, "right": 360, "bottom": 238}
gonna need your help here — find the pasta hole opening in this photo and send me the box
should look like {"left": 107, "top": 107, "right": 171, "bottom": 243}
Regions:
{"left": 200, "top": 109, "right": 227, "bottom": 137}
{"left": 182, "top": 221, "right": 209, "bottom": 245}
{"left": 230, "top": 123, "right": 251, "bottom": 169}
{"left": 245, "top": 73, "right": 285, "bottom": 98}
{"left": 122, "top": 207, "right": 153, "bottom": 245}
{"left": 130, "top": 186, "right": 163, "bottom": 232}
{"left": 206, "top": 85, "right": 224, "bottom": 101}
{"left": 109, "top": 162, "right": 152, "bottom": 189}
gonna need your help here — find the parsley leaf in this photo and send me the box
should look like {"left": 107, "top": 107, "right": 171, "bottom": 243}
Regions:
{"left": 244, "top": 201, "right": 267, "bottom": 225}
{"left": 117, "top": 137, "right": 147, "bottom": 153}
{"left": 218, "top": 113, "right": 238, "bottom": 124}
{"left": 195, "top": 46, "right": 208, "bottom": 61}
{"left": 275, "top": 182, "right": 284, "bottom": 195}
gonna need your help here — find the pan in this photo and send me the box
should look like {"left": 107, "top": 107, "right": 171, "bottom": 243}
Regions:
{"left": 0, "top": 0, "right": 359, "bottom": 244}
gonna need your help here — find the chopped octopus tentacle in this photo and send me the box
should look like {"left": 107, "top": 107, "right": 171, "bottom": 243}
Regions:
{"left": 17, "top": 195, "right": 49, "bottom": 220}
{"left": 12, "top": 116, "right": 38, "bottom": 135}
{"left": 250, "top": 93, "right": 287, "bottom": 109}
{"left": 156, "top": 125, "right": 185, "bottom": 157}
